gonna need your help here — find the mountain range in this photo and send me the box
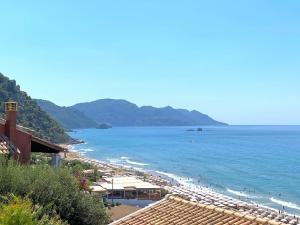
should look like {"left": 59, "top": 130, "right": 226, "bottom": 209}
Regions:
{"left": 36, "top": 99, "right": 98, "bottom": 129}
{"left": 0, "top": 72, "right": 226, "bottom": 144}
{"left": 36, "top": 99, "right": 227, "bottom": 129}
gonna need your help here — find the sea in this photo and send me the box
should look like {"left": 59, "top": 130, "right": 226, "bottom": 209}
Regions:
{"left": 68, "top": 126, "right": 300, "bottom": 215}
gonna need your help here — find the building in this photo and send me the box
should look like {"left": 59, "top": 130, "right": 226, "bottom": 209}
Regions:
{"left": 91, "top": 176, "right": 162, "bottom": 200}
{"left": 111, "top": 195, "right": 294, "bottom": 225}
{"left": 0, "top": 102, "right": 65, "bottom": 164}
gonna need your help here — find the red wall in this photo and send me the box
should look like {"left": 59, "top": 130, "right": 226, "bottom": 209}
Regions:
{"left": 5, "top": 111, "right": 17, "bottom": 144}
{"left": 0, "top": 124, "right": 4, "bottom": 134}
{"left": 0, "top": 123, "right": 32, "bottom": 164}
{"left": 15, "top": 130, "right": 32, "bottom": 164}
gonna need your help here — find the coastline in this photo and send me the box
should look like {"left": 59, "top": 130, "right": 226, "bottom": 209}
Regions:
{"left": 66, "top": 125, "right": 300, "bottom": 216}
{"left": 62, "top": 145, "right": 299, "bottom": 224}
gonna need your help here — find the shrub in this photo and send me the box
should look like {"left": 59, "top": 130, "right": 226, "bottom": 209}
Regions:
{"left": 0, "top": 195, "right": 36, "bottom": 225}
{"left": 160, "top": 189, "right": 169, "bottom": 198}
{"left": 0, "top": 195, "right": 67, "bottom": 225}
{"left": 0, "top": 73, "right": 70, "bottom": 143}
{"left": 62, "top": 160, "right": 94, "bottom": 174}
{"left": 37, "top": 215, "right": 68, "bottom": 225}
{"left": 0, "top": 157, "right": 110, "bottom": 225}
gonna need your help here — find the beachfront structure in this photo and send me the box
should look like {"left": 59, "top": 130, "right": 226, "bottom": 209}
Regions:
{"left": 111, "top": 195, "right": 294, "bottom": 225}
{"left": 92, "top": 176, "right": 162, "bottom": 201}
{"left": 0, "top": 102, "right": 65, "bottom": 164}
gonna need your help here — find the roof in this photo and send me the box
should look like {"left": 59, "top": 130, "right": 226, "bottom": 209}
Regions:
{"left": 90, "top": 185, "right": 108, "bottom": 193}
{"left": 111, "top": 195, "right": 290, "bottom": 225}
{"left": 1, "top": 117, "right": 64, "bottom": 154}
{"left": 98, "top": 176, "right": 161, "bottom": 191}
{"left": 1, "top": 118, "right": 35, "bottom": 134}
{"left": 0, "top": 134, "right": 20, "bottom": 155}
{"left": 31, "top": 136, "right": 65, "bottom": 153}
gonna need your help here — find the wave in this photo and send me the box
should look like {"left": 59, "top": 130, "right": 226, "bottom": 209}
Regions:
{"left": 70, "top": 148, "right": 78, "bottom": 152}
{"left": 81, "top": 148, "right": 94, "bottom": 152}
{"left": 226, "top": 188, "right": 249, "bottom": 197}
{"left": 125, "top": 159, "right": 149, "bottom": 166}
{"left": 121, "top": 156, "right": 129, "bottom": 160}
{"left": 68, "top": 145, "right": 75, "bottom": 150}
{"left": 270, "top": 197, "right": 300, "bottom": 211}
{"left": 155, "top": 171, "right": 194, "bottom": 187}
{"left": 71, "top": 144, "right": 93, "bottom": 152}
{"left": 119, "top": 156, "right": 149, "bottom": 166}
{"left": 155, "top": 171, "right": 184, "bottom": 181}
{"left": 108, "top": 158, "right": 121, "bottom": 164}
{"left": 107, "top": 157, "right": 149, "bottom": 167}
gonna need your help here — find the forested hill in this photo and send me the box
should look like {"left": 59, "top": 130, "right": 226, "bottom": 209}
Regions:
{"left": 37, "top": 98, "right": 226, "bottom": 127}
{"left": 72, "top": 99, "right": 227, "bottom": 126}
{"left": 36, "top": 99, "right": 99, "bottom": 129}
{"left": 0, "top": 73, "right": 69, "bottom": 143}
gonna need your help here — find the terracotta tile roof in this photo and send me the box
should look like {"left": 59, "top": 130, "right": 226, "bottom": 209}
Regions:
{"left": 0, "top": 134, "right": 20, "bottom": 155}
{"left": 111, "top": 195, "right": 290, "bottom": 225}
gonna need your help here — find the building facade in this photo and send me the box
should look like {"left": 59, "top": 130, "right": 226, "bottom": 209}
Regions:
{"left": 0, "top": 102, "right": 65, "bottom": 164}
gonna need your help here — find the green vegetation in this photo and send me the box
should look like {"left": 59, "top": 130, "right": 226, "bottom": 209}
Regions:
{"left": 0, "top": 156, "right": 110, "bottom": 225}
{"left": 0, "top": 195, "right": 66, "bottom": 225}
{"left": 36, "top": 99, "right": 99, "bottom": 130}
{"left": 0, "top": 196, "right": 37, "bottom": 225}
{"left": 160, "top": 188, "right": 169, "bottom": 198}
{"left": 62, "top": 159, "right": 94, "bottom": 173}
{"left": 0, "top": 73, "right": 70, "bottom": 143}
{"left": 37, "top": 98, "right": 227, "bottom": 127}
{"left": 62, "top": 159, "right": 102, "bottom": 184}
{"left": 72, "top": 99, "right": 227, "bottom": 126}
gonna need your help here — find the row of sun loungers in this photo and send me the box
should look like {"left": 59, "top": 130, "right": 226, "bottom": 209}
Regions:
{"left": 73, "top": 156, "right": 299, "bottom": 225}
{"left": 164, "top": 186, "right": 299, "bottom": 224}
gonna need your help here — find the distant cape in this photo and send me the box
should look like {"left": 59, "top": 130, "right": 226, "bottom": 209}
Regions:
{"left": 36, "top": 98, "right": 227, "bottom": 129}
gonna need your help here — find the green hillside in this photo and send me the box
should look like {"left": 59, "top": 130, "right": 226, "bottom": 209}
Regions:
{"left": 0, "top": 73, "right": 70, "bottom": 143}
{"left": 36, "top": 99, "right": 99, "bottom": 129}
{"left": 72, "top": 99, "right": 227, "bottom": 126}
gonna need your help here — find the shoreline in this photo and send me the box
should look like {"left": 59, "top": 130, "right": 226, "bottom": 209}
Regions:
{"left": 63, "top": 145, "right": 300, "bottom": 224}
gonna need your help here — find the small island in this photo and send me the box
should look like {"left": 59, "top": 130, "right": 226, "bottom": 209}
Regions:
{"left": 186, "top": 129, "right": 195, "bottom": 132}
{"left": 186, "top": 128, "right": 203, "bottom": 132}
{"left": 96, "top": 123, "right": 112, "bottom": 129}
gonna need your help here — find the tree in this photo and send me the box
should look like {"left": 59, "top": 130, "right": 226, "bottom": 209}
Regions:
{"left": 0, "top": 157, "right": 110, "bottom": 225}
{"left": 0, "top": 73, "right": 70, "bottom": 143}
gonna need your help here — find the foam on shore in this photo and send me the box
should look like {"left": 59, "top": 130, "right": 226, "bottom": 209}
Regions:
{"left": 82, "top": 148, "right": 94, "bottom": 152}
{"left": 126, "top": 160, "right": 149, "bottom": 166}
{"left": 155, "top": 170, "right": 300, "bottom": 216}
{"left": 69, "top": 146, "right": 300, "bottom": 216}
{"left": 226, "top": 188, "right": 249, "bottom": 197}
{"left": 71, "top": 144, "right": 94, "bottom": 153}
{"left": 108, "top": 156, "right": 149, "bottom": 166}
{"left": 155, "top": 171, "right": 194, "bottom": 186}
{"left": 270, "top": 197, "right": 300, "bottom": 211}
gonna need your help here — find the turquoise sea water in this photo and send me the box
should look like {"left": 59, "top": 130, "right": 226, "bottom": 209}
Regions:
{"left": 69, "top": 126, "right": 300, "bottom": 215}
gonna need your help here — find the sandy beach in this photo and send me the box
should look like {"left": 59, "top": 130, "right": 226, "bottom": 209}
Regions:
{"left": 62, "top": 147, "right": 300, "bottom": 225}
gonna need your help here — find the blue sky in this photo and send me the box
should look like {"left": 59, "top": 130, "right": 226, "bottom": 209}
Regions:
{"left": 1, "top": 1, "right": 300, "bottom": 125}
